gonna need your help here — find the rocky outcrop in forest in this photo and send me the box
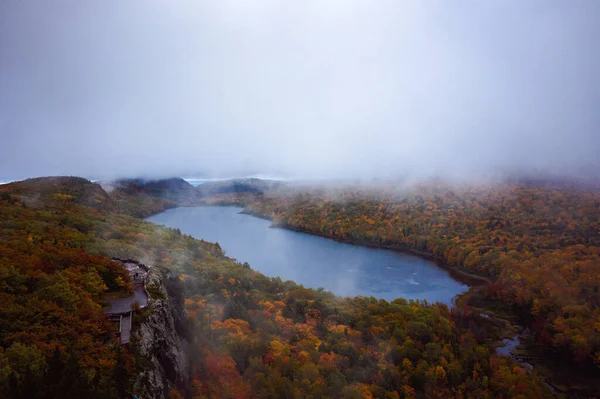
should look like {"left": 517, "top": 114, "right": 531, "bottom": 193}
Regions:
{"left": 133, "top": 267, "right": 190, "bottom": 399}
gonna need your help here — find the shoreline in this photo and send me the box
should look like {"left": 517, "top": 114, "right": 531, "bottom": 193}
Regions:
{"left": 150, "top": 205, "right": 488, "bottom": 288}
{"left": 238, "top": 209, "right": 274, "bottom": 222}
{"left": 147, "top": 205, "right": 481, "bottom": 290}
{"left": 239, "top": 209, "right": 488, "bottom": 286}
{"left": 269, "top": 222, "right": 489, "bottom": 287}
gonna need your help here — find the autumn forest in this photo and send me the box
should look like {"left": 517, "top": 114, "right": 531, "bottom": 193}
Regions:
{"left": 0, "top": 176, "right": 599, "bottom": 398}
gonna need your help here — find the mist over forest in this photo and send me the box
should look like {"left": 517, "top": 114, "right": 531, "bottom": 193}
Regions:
{"left": 2, "top": 1, "right": 600, "bottom": 399}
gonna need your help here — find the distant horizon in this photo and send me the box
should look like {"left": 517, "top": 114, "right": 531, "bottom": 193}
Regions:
{"left": 2, "top": 169, "right": 600, "bottom": 190}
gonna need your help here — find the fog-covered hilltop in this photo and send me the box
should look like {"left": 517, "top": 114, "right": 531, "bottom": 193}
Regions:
{"left": 100, "top": 177, "right": 196, "bottom": 200}
{"left": 92, "top": 176, "right": 285, "bottom": 216}
{"left": 95, "top": 177, "right": 192, "bottom": 217}
{"left": 195, "top": 177, "right": 284, "bottom": 197}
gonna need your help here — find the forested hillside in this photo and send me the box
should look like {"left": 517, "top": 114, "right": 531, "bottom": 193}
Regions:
{"left": 222, "top": 182, "right": 600, "bottom": 394}
{"left": 0, "top": 177, "right": 556, "bottom": 398}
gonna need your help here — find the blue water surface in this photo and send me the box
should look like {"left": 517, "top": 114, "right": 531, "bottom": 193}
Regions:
{"left": 147, "top": 206, "right": 467, "bottom": 304}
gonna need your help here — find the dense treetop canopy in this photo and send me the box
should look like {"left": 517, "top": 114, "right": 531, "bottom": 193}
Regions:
{"left": 2, "top": 176, "right": 595, "bottom": 397}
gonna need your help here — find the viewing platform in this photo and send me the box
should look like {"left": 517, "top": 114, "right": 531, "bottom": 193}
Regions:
{"left": 104, "top": 258, "right": 149, "bottom": 344}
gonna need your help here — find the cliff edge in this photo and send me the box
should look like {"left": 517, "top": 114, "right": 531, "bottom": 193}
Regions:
{"left": 133, "top": 267, "right": 190, "bottom": 399}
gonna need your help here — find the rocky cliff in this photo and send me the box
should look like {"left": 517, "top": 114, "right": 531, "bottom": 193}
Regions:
{"left": 133, "top": 267, "right": 190, "bottom": 399}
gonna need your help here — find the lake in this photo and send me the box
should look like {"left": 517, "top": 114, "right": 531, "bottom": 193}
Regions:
{"left": 147, "top": 206, "right": 468, "bottom": 304}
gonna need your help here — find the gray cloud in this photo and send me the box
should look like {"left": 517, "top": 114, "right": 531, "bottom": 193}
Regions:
{"left": 1, "top": 0, "right": 599, "bottom": 181}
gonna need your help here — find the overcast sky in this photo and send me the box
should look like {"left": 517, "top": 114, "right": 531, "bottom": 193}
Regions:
{"left": 1, "top": 1, "right": 599, "bottom": 181}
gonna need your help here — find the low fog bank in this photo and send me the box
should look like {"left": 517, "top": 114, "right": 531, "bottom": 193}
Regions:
{"left": 1, "top": 1, "right": 599, "bottom": 182}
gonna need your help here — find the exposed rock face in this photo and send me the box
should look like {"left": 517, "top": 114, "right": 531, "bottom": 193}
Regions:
{"left": 134, "top": 267, "right": 189, "bottom": 399}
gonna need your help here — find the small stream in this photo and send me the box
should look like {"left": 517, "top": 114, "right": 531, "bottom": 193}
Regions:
{"left": 498, "top": 334, "right": 533, "bottom": 371}
{"left": 497, "top": 330, "right": 557, "bottom": 394}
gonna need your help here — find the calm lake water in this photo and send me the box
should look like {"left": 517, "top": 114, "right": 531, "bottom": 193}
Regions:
{"left": 147, "top": 206, "right": 468, "bottom": 304}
